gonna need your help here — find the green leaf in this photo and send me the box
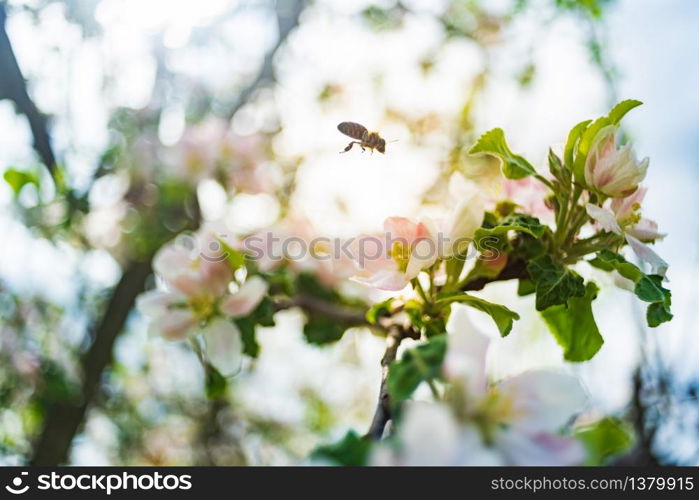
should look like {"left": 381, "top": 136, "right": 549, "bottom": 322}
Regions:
{"left": 635, "top": 275, "right": 668, "bottom": 303}
{"left": 571, "top": 100, "right": 642, "bottom": 182}
{"left": 436, "top": 293, "right": 519, "bottom": 337}
{"left": 235, "top": 317, "right": 259, "bottom": 358}
{"left": 403, "top": 300, "right": 446, "bottom": 339}
{"left": 517, "top": 278, "right": 536, "bottom": 296}
{"left": 573, "top": 116, "right": 610, "bottom": 182}
{"left": 311, "top": 430, "right": 370, "bottom": 466}
{"left": 469, "top": 128, "right": 536, "bottom": 179}
{"left": 513, "top": 233, "right": 548, "bottom": 261}
{"left": 303, "top": 315, "right": 347, "bottom": 345}
{"left": 3, "top": 168, "right": 40, "bottom": 195}
{"left": 589, "top": 251, "right": 672, "bottom": 327}
{"left": 564, "top": 119, "right": 591, "bottom": 169}
{"left": 297, "top": 272, "right": 339, "bottom": 301}
{"left": 527, "top": 255, "right": 585, "bottom": 311}
{"left": 495, "top": 200, "right": 518, "bottom": 218}
{"left": 462, "top": 256, "right": 507, "bottom": 284}
{"left": 589, "top": 249, "right": 642, "bottom": 281}
{"left": 474, "top": 214, "right": 546, "bottom": 247}
{"left": 205, "top": 363, "right": 228, "bottom": 400}
{"left": 217, "top": 238, "right": 246, "bottom": 271}
{"left": 541, "top": 282, "right": 603, "bottom": 362}
{"left": 264, "top": 266, "right": 296, "bottom": 296}
{"left": 229, "top": 296, "right": 276, "bottom": 359}
{"left": 547, "top": 148, "right": 570, "bottom": 187}
{"left": 444, "top": 256, "right": 467, "bottom": 290}
{"left": 607, "top": 99, "right": 643, "bottom": 125}
{"left": 647, "top": 296, "right": 673, "bottom": 328}
{"left": 388, "top": 335, "right": 447, "bottom": 402}
{"left": 251, "top": 296, "right": 276, "bottom": 327}
{"left": 365, "top": 298, "right": 395, "bottom": 324}
{"left": 575, "top": 417, "right": 634, "bottom": 465}
{"left": 555, "top": 0, "right": 606, "bottom": 18}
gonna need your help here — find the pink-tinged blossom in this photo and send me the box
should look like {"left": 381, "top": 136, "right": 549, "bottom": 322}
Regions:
{"left": 609, "top": 188, "right": 665, "bottom": 241}
{"left": 584, "top": 126, "right": 649, "bottom": 198}
{"left": 168, "top": 118, "right": 277, "bottom": 193}
{"left": 219, "top": 276, "right": 269, "bottom": 318}
{"left": 137, "top": 232, "right": 268, "bottom": 373}
{"left": 586, "top": 187, "right": 668, "bottom": 276}
{"left": 350, "top": 180, "right": 484, "bottom": 291}
{"left": 351, "top": 217, "right": 436, "bottom": 291}
{"left": 503, "top": 177, "right": 554, "bottom": 222}
{"left": 243, "top": 216, "right": 356, "bottom": 287}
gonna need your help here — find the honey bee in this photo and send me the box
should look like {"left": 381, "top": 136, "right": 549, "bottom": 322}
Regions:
{"left": 337, "top": 122, "right": 387, "bottom": 154}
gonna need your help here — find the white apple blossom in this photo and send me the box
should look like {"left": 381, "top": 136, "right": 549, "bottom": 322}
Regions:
{"left": 349, "top": 177, "right": 485, "bottom": 291}
{"left": 372, "top": 309, "right": 588, "bottom": 466}
{"left": 585, "top": 187, "right": 668, "bottom": 276}
{"left": 137, "top": 231, "right": 268, "bottom": 373}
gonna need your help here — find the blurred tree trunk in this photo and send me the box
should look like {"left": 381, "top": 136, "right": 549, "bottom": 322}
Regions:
{"left": 27, "top": 0, "right": 307, "bottom": 465}
{"left": 31, "top": 261, "right": 152, "bottom": 465}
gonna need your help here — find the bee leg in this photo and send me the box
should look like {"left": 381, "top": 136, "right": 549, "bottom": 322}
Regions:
{"left": 341, "top": 141, "right": 359, "bottom": 153}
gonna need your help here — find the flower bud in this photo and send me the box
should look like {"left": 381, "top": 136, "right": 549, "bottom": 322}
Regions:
{"left": 584, "top": 125, "right": 648, "bottom": 198}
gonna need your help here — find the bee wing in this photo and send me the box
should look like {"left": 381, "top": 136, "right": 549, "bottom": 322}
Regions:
{"left": 337, "top": 122, "right": 367, "bottom": 140}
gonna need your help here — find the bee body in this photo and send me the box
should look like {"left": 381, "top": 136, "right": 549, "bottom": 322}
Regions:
{"left": 337, "top": 121, "right": 387, "bottom": 154}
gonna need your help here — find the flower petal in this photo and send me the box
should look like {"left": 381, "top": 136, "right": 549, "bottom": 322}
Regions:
{"left": 444, "top": 305, "right": 490, "bottom": 397}
{"left": 627, "top": 218, "right": 666, "bottom": 242}
{"left": 136, "top": 290, "right": 177, "bottom": 319}
{"left": 610, "top": 187, "right": 646, "bottom": 220}
{"left": 406, "top": 238, "right": 438, "bottom": 279}
{"left": 498, "top": 370, "right": 587, "bottom": 433}
{"left": 219, "top": 276, "right": 269, "bottom": 318}
{"left": 151, "top": 309, "right": 197, "bottom": 341}
{"left": 497, "top": 430, "right": 586, "bottom": 466}
{"left": 441, "top": 190, "right": 485, "bottom": 257}
{"left": 202, "top": 318, "right": 243, "bottom": 375}
{"left": 384, "top": 217, "right": 422, "bottom": 246}
{"left": 625, "top": 234, "right": 669, "bottom": 277}
{"left": 153, "top": 242, "right": 196, "bottom": 283}
{"left": 585, "top": 203, "right": 622, "bottom": 234}
{"left": 352, "top": 269, "right": 409, "bottom": 291}
{"left": 394, "top": 402, "right": 463, "bottom": 465}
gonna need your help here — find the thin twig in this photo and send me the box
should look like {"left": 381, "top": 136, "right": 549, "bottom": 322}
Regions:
{"left": 226, "top": 0, "right": 305, "bottom": 120}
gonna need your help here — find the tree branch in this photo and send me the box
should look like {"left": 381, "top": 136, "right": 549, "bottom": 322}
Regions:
{"left": 226, "top": 0, "right": 305, "bottom": 120}
{"left": 274, "top": 294, "right": 369, "bottom": 326}
{"left": 0, "top": 3, "right": 57, "bottom": 176}
{"left": 365, "top": 326, "right": 412, "bottom": 440}
{"left": 363, "top": 257, "right": 529, "bottom": 441}
{"left": 613, "top": 367, "right": 661, "bottom": 466}
{"left": 30, "top": 260, "right": 152, "bottom": 465}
